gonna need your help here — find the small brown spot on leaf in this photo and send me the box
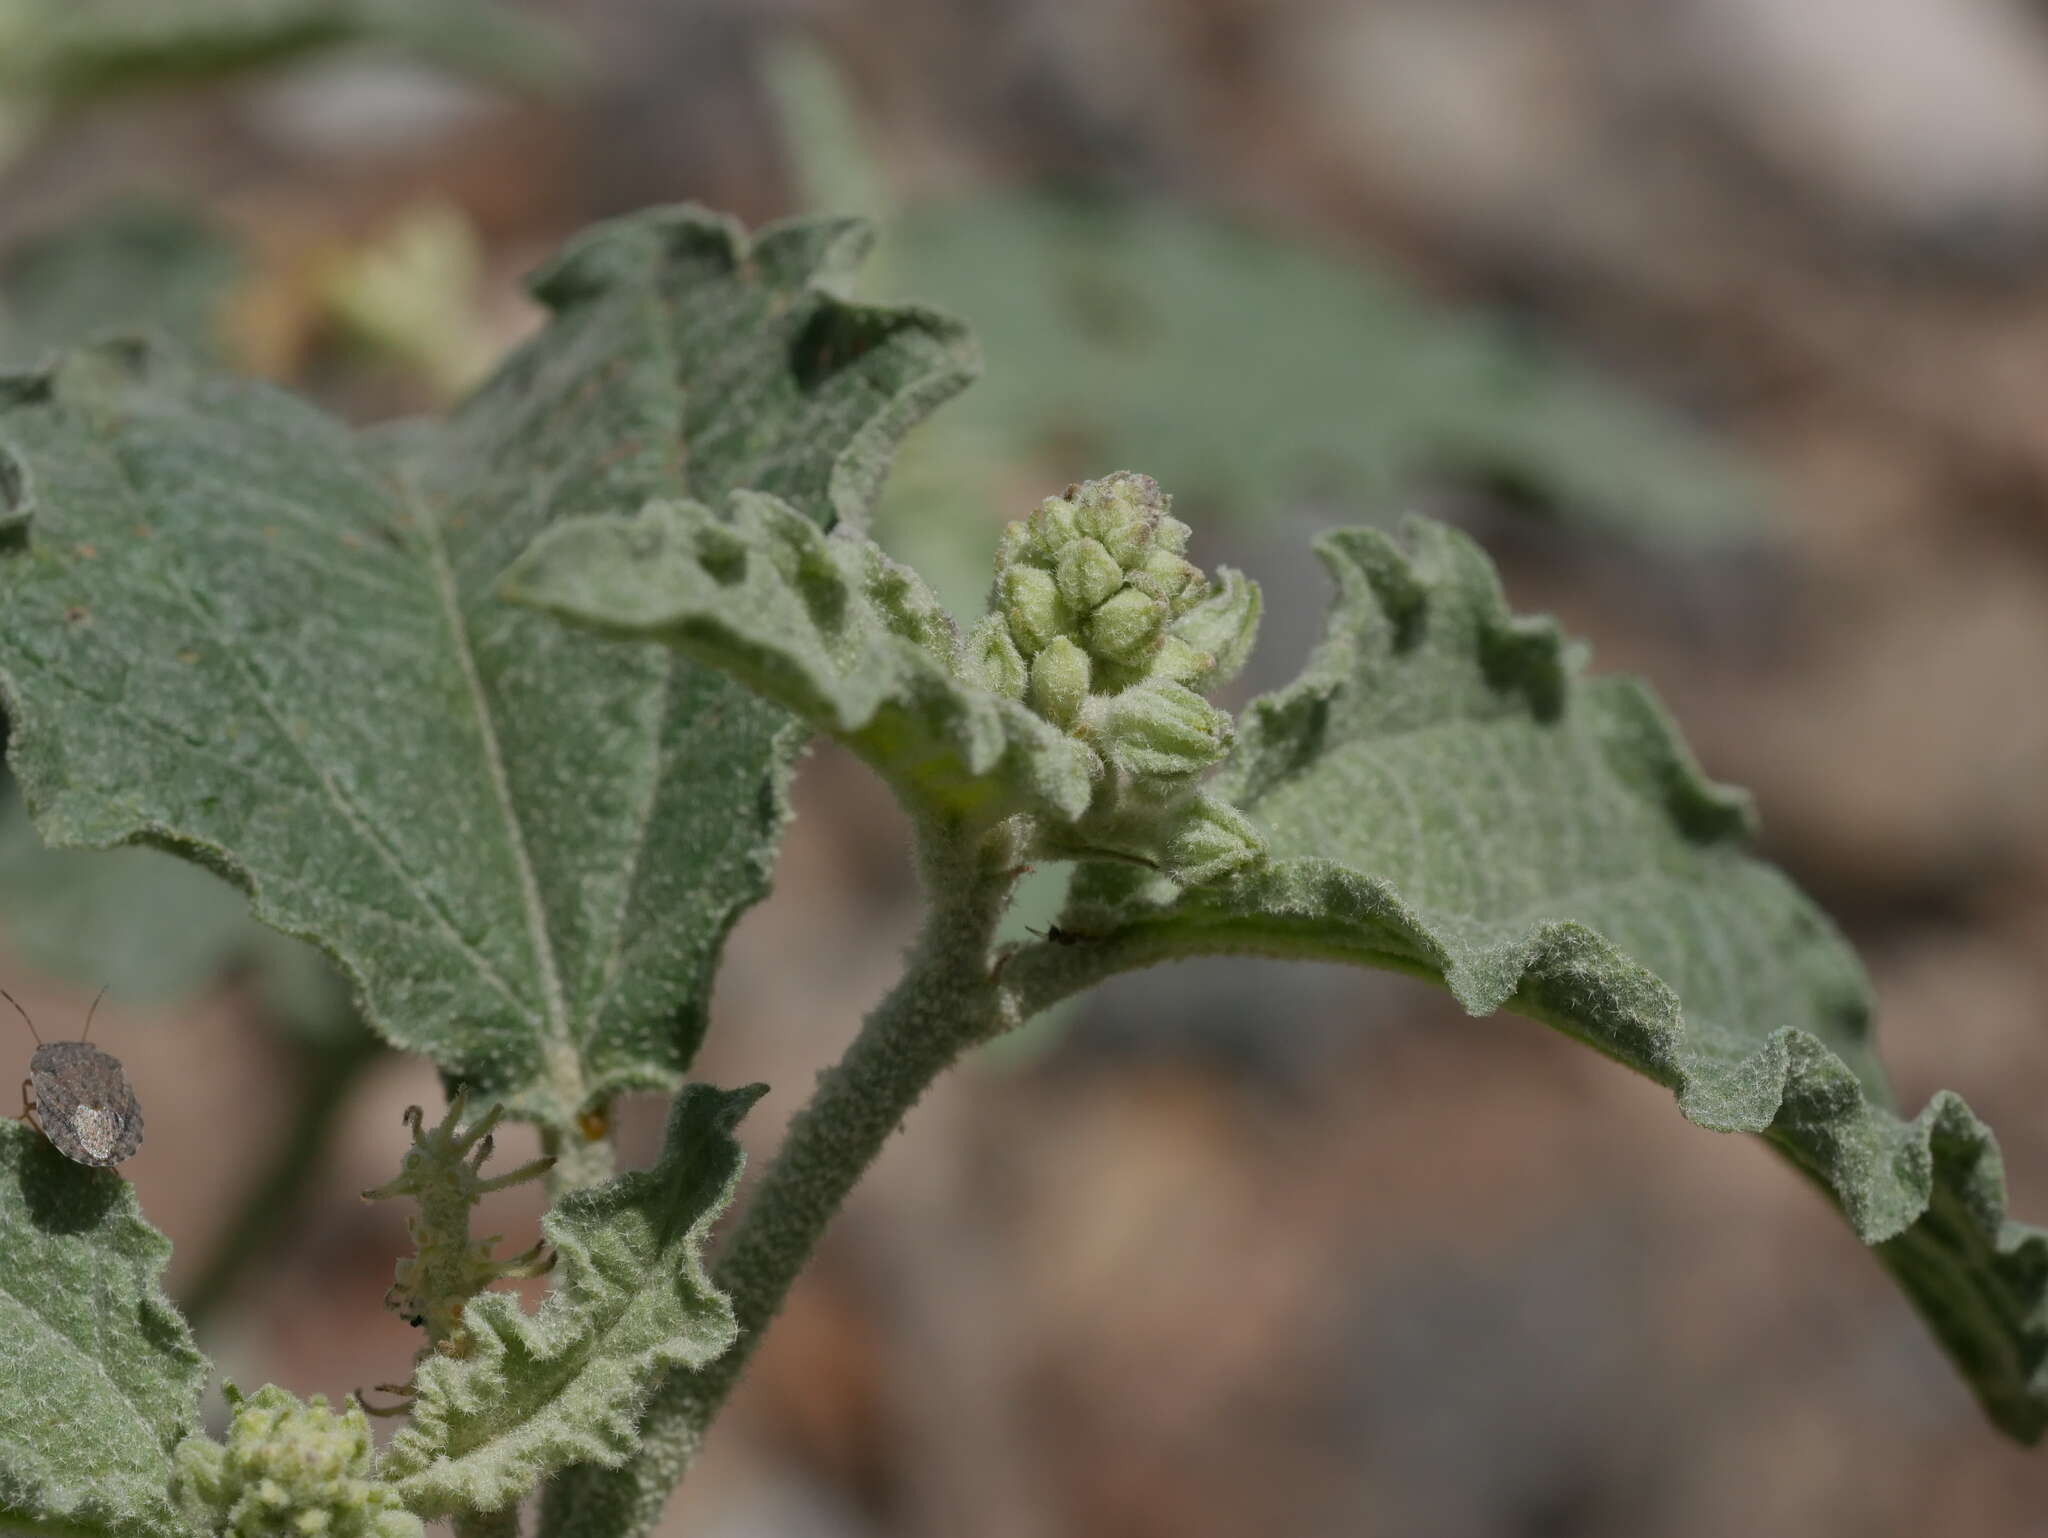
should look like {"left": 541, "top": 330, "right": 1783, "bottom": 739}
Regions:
{"left": 73, "top": 543, "right": 98, "bottom": 560}
{"left": 64, "top": 606, "right": 88, "bottom": 625}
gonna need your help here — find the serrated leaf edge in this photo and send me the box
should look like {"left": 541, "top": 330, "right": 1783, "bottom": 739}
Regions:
{"left": 1066, "top": 518, "right": 2048, "bottom": 1440}
{"left": 381, "top": 1084, "right": 762, "bottom": 1513}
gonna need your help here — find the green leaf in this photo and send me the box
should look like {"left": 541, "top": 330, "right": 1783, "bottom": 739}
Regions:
{"left": 0, "top": 202, "right": 241, "bottom": 368}
{"left": 503, "top": 493, "right": 1094, "bottom": 828}
{"left": 380, "top": 1083, "right": 760, "bottom": 1516}
{"left": 0, "top": 783, "right": 262, "bottom": 1003}
{"left": 0, "top": 206, "right": 975, "bottom": 1124}
{"left": 1063, "top": 517, "right": 2048, "bottom": 1441}
{"left": 0, "top": 1119, "right": 207, "bottom": 1536}
{"left": 0, "top": 0, "right": 574, "bottom": 101}
{"left": 879, "top": 194, "right": 1764, "bottom": 549}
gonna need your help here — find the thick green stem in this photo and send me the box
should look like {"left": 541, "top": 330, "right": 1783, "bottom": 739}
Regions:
{"left": 539, "top": 826, "right": 1010, "bottom": 1538}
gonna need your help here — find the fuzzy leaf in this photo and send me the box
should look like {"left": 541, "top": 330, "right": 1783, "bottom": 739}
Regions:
{"left": 0, "top": 1119, "right": 207, "bottom": 1536}
{"left": 0, "top": 207, "right": 975, "bottom": 1124}
{"left": 381, "top": 1083, "right": 760, "bottom": 1515}
{"left": 504, "top": 493, "right": 1095, "bottom": 827}
{"left": 1064, "top": 518, "right": 2048, "bottom": 1441}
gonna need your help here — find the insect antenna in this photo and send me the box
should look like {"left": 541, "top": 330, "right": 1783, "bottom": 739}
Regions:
{"left": 80, "top": 984, "right": 110, "bottom": 1044}
{"left": 0, "top": 987, "right": 43, "bottom": 1046}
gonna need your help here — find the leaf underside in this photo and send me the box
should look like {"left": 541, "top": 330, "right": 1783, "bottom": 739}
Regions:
{"left": 382, "top": 1083, "right": 760, "bottom": 1515}
{"left": 1066, "top": 518, "right": 2048, "bottom": 1440}
{"left": 504, "top": 493, "right": 1095, "bottom": 827}
{"left": 0, "top": 1119, "right": 207, "bottom": 1537}
{"left": 0, "top": 206, "right": 976, "bottom": 1124}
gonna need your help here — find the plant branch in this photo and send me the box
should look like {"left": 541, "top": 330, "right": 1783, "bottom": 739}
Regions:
{"left": 538, "top": 823, "right": 1013, "bottom": 1538}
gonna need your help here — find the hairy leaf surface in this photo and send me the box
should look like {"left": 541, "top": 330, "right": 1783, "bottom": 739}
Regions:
{"left": 382, "top": 1083, "right": 759, "bottom": 1514}
{"left": 1062, "top": 518, "right": 2048, "bottom": 1439}
{"left": 0, "top": 1119, "right": 207, "bottom": 1536}
{"left": 0, "top": 207, "right": 975, "bottom": 1123}
{"left": 505, "top": 493, "right": 1094, "bottom": 827}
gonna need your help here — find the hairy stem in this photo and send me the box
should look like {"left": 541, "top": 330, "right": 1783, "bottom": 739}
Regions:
{"left": 539, "top": 825, "right": 1012, "bottom": 1538}
{"left": 540, "top": 1116, "right": 617, "bottom": 1197}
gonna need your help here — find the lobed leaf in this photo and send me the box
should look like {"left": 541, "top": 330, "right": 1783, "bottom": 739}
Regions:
{"left": 0, "top": 206, "right": 975, "bottom": 1125}
{"left": 1063, "top": 518, "right": 2048, "bottom": 1440}
{"left": 0, "top": 1119, "right": 207, "bottom": 1537}
{"left": 504, "top": 493, "right": 1095, "bottom": 827}
{"left": 380, "top": 1083, "right": 760, "bottom": 1515}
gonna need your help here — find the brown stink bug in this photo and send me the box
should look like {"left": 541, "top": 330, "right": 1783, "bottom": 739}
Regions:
{"left": 9, "top": 986, "right": 143, "bottom": 1168}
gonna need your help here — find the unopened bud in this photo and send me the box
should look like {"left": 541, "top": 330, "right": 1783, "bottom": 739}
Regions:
{"left": 1056, "top": 538, "right": 1123, "bottom": 613}
{"left": 964, "top": 615, "right": 1027, "bottom": 700}
{"left": 1030, "top": 636, "right": 1092, "bottom": 728}
{"left": 1087, "top": 586, "right": 1166, "bottom": 667}
{"left": 1164, "top": 795, "right": 1266, "bottom": 886}
{"left": 1000, "top": 564, "right": 1066, "bottom": 656}
{"left": 1097, "top": 681, "right": 1233, "bottom": 779}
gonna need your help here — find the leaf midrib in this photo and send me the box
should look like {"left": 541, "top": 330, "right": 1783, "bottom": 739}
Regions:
{"left": 410, "top": 468, "right": 583, "bottom": 1112}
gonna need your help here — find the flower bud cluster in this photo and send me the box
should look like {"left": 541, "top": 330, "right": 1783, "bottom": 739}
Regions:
{"left": 970, "top": 473, "right": 1243, "bottom": 781}
{"left": 966, "top": 473, "right": 1264, "bottom": 882}
{"left": 174, "top": 1384, "right": 422, "bottom": 1538}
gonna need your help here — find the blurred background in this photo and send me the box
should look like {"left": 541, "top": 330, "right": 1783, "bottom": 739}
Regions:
{"left": 5, "top": 1, "right": 2048, "bottom": 1533}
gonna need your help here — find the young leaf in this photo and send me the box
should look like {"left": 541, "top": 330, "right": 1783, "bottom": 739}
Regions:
{"left": 0, "top": 207, "right": 975, "bottom": 1124}
{"left": 503, "top": 493, "right": 1095, "bottom": 828}
{"left": 1053, "top": 518, "right": 2048, "bottom": 1441}
{"left": 380, "top": 1083, "right": 761, "bottom": 1515}
{"left": 0, "top": 1119, "right": 208, "bottom": 1537}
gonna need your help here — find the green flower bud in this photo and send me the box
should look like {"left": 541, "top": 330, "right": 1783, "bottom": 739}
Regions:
{"left": 1164, "top": 794, "right": 1266, "bottom": 886}
{"left": 1027, "top": 493, "right": 1081, "bottom": 558}
{"left": 1128, "top": 545, "right": 1206, "bottom": 610}
{"left": 1150, "top": 634, "right": 1215, "bottom": 688}
{"left": 174, "top": 1385, "right": 422, "bottom": 1538}
{"left": 997, "top": 518, "right": 1033, "bottom": 569}
{"left": 1029, "top": 635, "right": 1091, "bottom": 728}
{"left": 964, "top": 614, "right": 1027, "bottom": 700}
{"left": 1096, "top": 680, "right": 1233, "bottom": 779}
{"left": 1086, "top": 586, "right": 1166, "bottom": 667}
{"left": 1000, "top": 564, "right": 1066, "bottom": 656}
{"left": 1056, "top": 537, "right": 1122, "bottom": 613}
